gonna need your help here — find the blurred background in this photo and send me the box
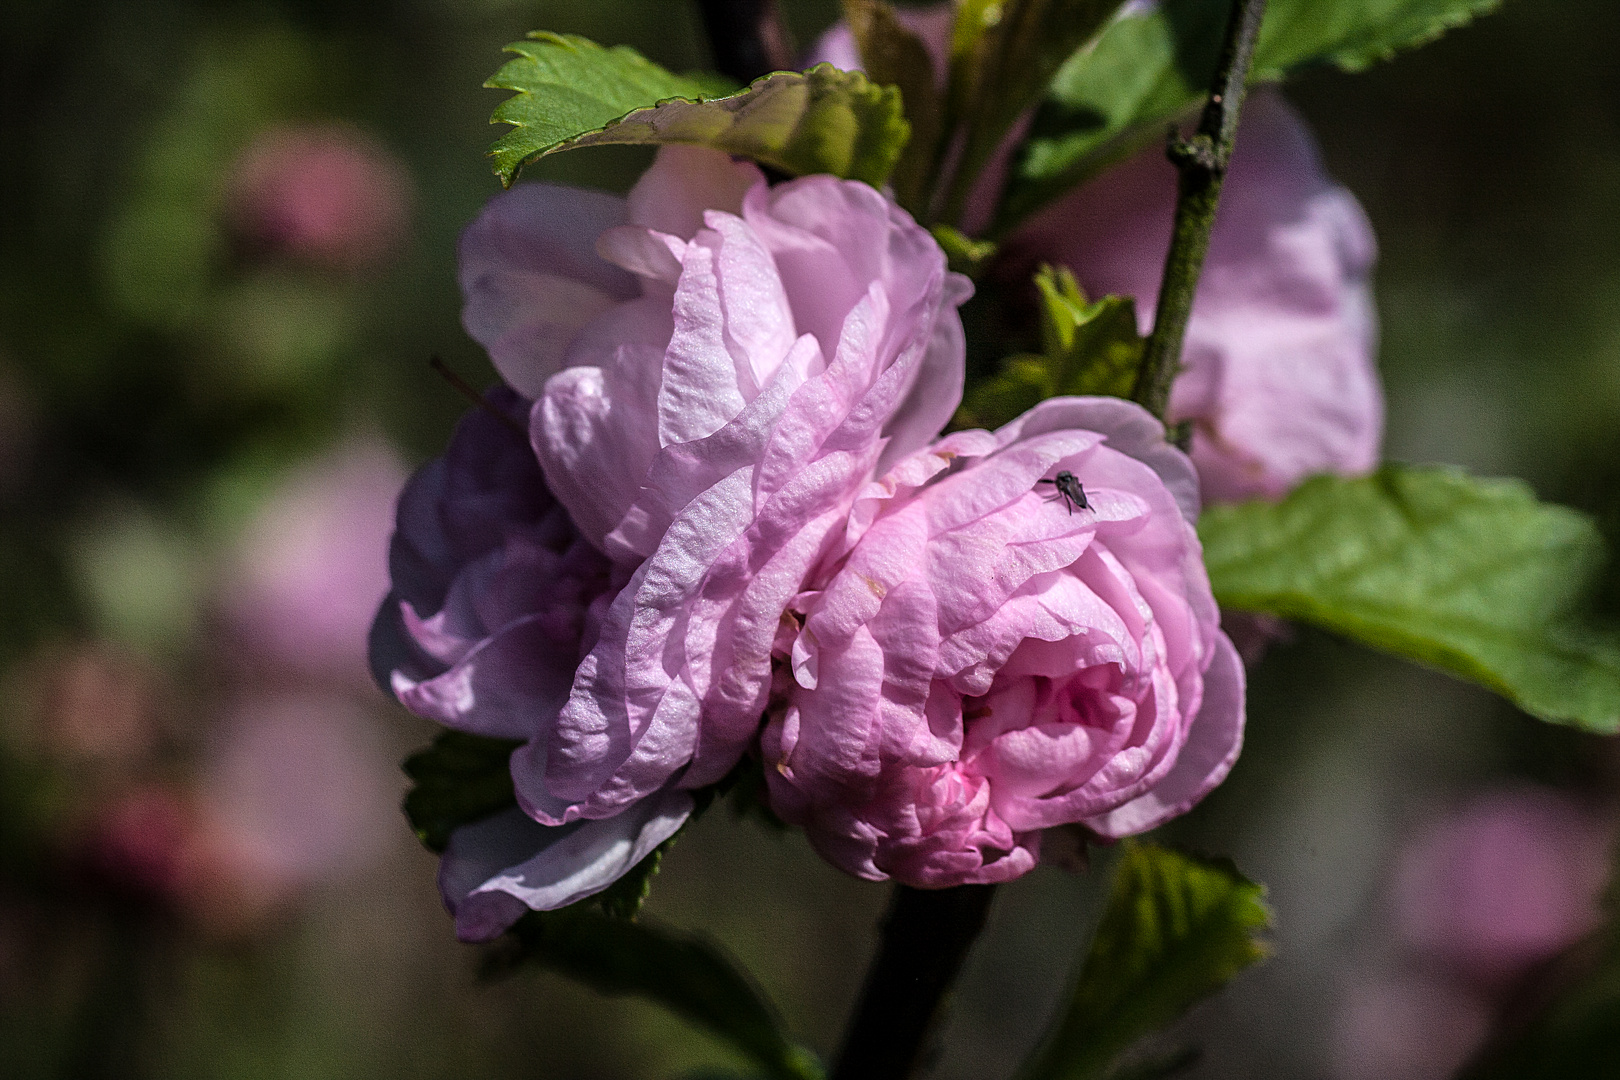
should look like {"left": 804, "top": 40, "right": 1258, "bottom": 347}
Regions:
{"left": 1, "top": 1, "right": 1617, "bottom": 1077}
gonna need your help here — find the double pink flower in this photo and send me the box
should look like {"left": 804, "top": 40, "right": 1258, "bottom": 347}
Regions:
{"left": 378, "top": 146, "right": 1244, "bottom": 937}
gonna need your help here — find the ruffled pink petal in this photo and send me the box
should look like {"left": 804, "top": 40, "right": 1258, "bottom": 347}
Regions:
{"left": 459, "top": 185, "right": 638, "bottom": 397}
{"left": 439, "top": 790, "right": 692, "bottom": 942}
{"left": 391, "top": 614, "right": 580, "bottom": 741}
{"left": 1082, "top": 631, "right": 1245, "bottom": 838}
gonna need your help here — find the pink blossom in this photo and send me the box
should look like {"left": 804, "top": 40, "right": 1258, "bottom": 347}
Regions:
{"left": 763, "top": 397, "right": 1244, "bottom": 885}
{"left": 1004, "top": 90, "right": 1382, "bottom": 502}
{"left": 226, "top": 125, "right": 412, "bottom": 270}
{"left": 197, "top": 693, "right": 397, "bottom": 895}
{"left": 1332, "top": 972, "right": 1493, "bottom": 1080}
{"left": 455, "top": 147, "right": 973, "bottom": 831}
{"left": 374, "top": 389, "right": 693, "bottom": 938}
{"left": 1392, "top": 787, "right": 1610, "bottom": 987}
{"left": 22, "top": 644, "right": 159, "bottom": 764}
{"left": 221, "top": 438, "right": 406, "bottom": 683}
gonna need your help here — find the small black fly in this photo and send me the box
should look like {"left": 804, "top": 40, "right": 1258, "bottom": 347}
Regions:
{"left": 1036, "top": 470, "right": 1090, "bottom": 514}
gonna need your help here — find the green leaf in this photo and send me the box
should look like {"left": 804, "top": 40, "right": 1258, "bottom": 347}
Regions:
{"left": 939, "top": 0, "right": 1124, "bottom": 224}
{"left": 955, "top": 265, "right": 1144, "bottom": 429}
{"left": 401, "top": 731, "right": 522, "bottom": 853}
{"left": 594, "top": 843, "right": 669, "bottom": 921}
{"left": 486, "top": 33, "right": 909, "bottom": 188}
{"left": 1017, "top": 843, "right": 1269, "bottom": 1080}
{"left": 1200, "top": 466, "right": 1620, "bottom": 733}
{"left": 930, "top": 224, "right": 999, "bottom": 276}
{"left": 844, "top": 0, "right": 943, "bottom": 210}
{"left": 998, "top": 0, "right": 1503, "bottom": 230}
{"left": 485, "top": 907, "right": 824, "bottom": 1080}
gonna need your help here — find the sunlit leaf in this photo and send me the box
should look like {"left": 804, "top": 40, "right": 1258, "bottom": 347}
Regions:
{"left": 1016, "top": 843, "right": 1269, "bottom": 1080}
{"left": 940, "top": 0, "right": 1123, "bottom": 223}
{"left": 955, "top": 265, "right": 1143, "bottom": 429}
{"left": 1200, "top": 466, "right": 1620, "bottom": 732}
{"left": 486, "top": 33, "right": 908, "bottom": 188}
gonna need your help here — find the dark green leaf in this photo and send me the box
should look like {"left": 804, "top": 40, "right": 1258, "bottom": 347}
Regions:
{"left": 486, "top": 907, "right": 824, "bottom": 1080}
{"left": 1200, "top": 466, "right": 1620, "bottom": 733}
{"left": 998, "top": 0, "right": 1503, "bottom": 230}
{"left": 955, "top": 265, "right": 1143, "bottom": 429}
{"left": 844, "top": 0, "right": 943, "bottom": 210}
{"left": 594, "top": 843, "right": 668, "bottom": 921}
{"left": 487, "top": 33, "right": 909, "bottom": 188}
{"left": 939, "top": 0, "right": 1124, "bottom": 224}
{"left": 401, "top": 730, "right": 522, "bottom": 853}
{"left": 1016, "top": 843, "right": 1269, "bottom": 1080}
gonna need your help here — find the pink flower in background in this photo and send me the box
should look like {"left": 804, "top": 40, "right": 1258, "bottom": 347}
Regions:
{"left": 86, "top": 786, "right": 198, "bottom": 901}
{"left": 198, "top": 693, "right": 396, "bottom": 895}
{"left": 1331, "top": 785, "right": 1612, "bottom": 1080}
{"left": 1005, "top": 90, "right": 1382, "bottom": 503}
{"left": 222, "top": 437, "right": 406, "bottom": 683}
{"left": 764, "top": 398, "right": 1244, "bottom": 886}
{"left": 81, "top": 693, "right": 396, "bottom": 935}
{"left": 226, "top": 125, "right": 412, "bottom": 270}
{"left": 22, "top": 644, "right": 160, "bottom": 765}
{"left": 1332, "top": 972, "right": 1494, "bottom": 1080}
{"left": 1393, "top": 787, "right": 1610, "bottom": 987}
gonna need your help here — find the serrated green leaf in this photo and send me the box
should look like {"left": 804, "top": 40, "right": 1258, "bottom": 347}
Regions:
{"left": 486, "top": 907, "right": 824, "bottom": 1080}
{"left": 594, "top": 843, "right": 668, "bottom": 921}
{"left": 998, "top": 0, "right": 1503, "bottom": 230}
{"left": 486, "top": 33, "right": 909, "bottom": 188}
{"left": 401, "top": 730, "right": 522, "bottom": 853}
{"left": 1017, "top": 843, "right": 1269, "bottom": 1080}
{"left": 1250, "top": 0, "right": 1505, "bottom": 76}
{"left": 1200, "top": 466, "right": 1620, "bottom": 733}
{"left": 956, "top": 265, "right": 1143, "bottom": 429}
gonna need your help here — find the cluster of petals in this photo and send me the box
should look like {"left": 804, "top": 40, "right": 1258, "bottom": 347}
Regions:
{"left": 376, "top": 141, "right": 1247, "bottom": 934}
{"left": 763, "top": 399, "right": 1243, "bottom": 884}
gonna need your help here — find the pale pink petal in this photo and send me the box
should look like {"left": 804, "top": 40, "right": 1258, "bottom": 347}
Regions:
{"left": 1004, "top": 90, "right": 1382, "bottom": 502}
{"left": 626, "top": 145, "right": 764, "bottom": 240}
{"left": 459, "top": 185, "right": 638, "bottom": 396}
{"left": 439, "top": 790, "right": 692, "bottom": 942}
{"left": 1083, "top": 631, "right": 1245, "bottom": 838}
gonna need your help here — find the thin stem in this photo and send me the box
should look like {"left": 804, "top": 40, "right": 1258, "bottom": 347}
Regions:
{"left": 1133, "top": 0, "right": 1269, "bottom": 422}
{"left": 831, "top": 884, "right": 997, "bottom": 1080}
{"left": 695, "top": 0, "right": 796, "bottom": 85}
